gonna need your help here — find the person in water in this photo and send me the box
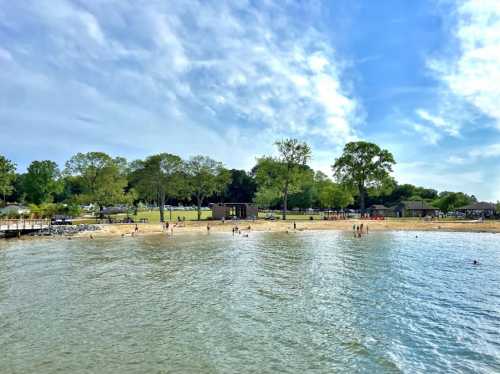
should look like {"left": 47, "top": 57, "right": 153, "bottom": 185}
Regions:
{"left": 473, "top": 260, "right": 479, "bottom": 265}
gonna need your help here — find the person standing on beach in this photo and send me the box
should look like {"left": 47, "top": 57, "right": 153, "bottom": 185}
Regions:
{"left": 207, "top": 223, "right": 210, "bottom": 233}
{"left": 293, "top": 221, "right": 297, "bottom": 230}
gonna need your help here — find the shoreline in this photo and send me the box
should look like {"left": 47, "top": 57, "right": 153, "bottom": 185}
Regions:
{"left": 4, "top": 219, "right": 499, "bottom": 241}
{"left": 73, "top": 219, "right": 500, "bottom": 238}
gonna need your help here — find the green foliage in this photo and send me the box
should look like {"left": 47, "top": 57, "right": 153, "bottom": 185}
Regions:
{"left": 129, "top": 153, "right": 185, "bottom": 222}
{"left": 27, "top": 203, "right": 80, "bottom": 218}
{"left": 23, "top": 160, "right": 63, "bottom": 204}
{"left": 254, "top": 187, "right": 281, "bottom": 209}
{"left": 223, "top": 169, "right": 257, "bottom": 202}
{"left": 64, "top": 152, "right": 130, "bottom": 213}
{"left": 432, "top": 191, "right": 476, "bottom": 213}
{"left": 332, "top": 141, "right": 395, "bottom": 211}
{"left": 0, "top": 155, "right": 16, "bottom": 204}
{"left": 255, "top": 138, "right": 311, "bottom": 219}
{"left": 318, "top": 182, "right": 354, "bottom": 209}
{"left": 186, "top": 155, "right": 231, "bottom": 220}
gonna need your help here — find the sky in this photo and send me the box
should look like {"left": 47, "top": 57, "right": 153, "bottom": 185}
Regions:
{"left": 0, "top": 0, "right": 499, "bottom": 201}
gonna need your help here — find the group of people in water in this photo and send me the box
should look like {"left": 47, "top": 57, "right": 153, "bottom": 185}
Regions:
{"left": 353, "top": 223, "right": 368, "bottom": 237}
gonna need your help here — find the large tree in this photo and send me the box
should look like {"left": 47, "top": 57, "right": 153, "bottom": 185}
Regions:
{"left": 23, "top": 160, "right": 63, "bottom": 204}
{"left": 317, "top": 180, "right": 354, "bottom": 210}
{"left": 222, "top": 169, "right": 257, "bottom": 203}
{"left": 186, "top": 156, "right": 231, "bottom": 220}
{"left": 64, "top": 152, "right": 131, "bottom": 215}
{"left": 0, "top": 155, "right": 16, "bottom": 205}
{"left": 432, "top": 191, "right": 476, "bottom": 213}
{"left": 255, "top": 139, "right": 311, "bottom": 219}
{"left": 332, "top": 141, "right": 395, "bottom": 212}
{"left": 129, "top": 153, "right": 184, "bottom": 222}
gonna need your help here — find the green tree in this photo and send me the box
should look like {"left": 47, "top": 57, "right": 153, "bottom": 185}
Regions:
{"left": 0, "top": 155, "right": 16, "bottom": 204}
{"left": 318, "top": 182, "right": 354, "bottom": 210}
{"left": 432, "top": 191, "right": 476, "bottom": 213}
{"left": 23, "top": 160, "right": 63, "bottom": 204}
{"left": 255, "top": 139, "right": 311, "bottom": 219}
{"left": 332, "top": 141, "right": 395, "bottom": 212}
{"left": 223, "top": 170, "right": 257, "bottom": 203}
{"left": 64, "top": 152, "right": 131, "bottom": 215}
{"left": 129, "top": 153, "right": 184, "bottom": 222}
{"left": 253, "top": 187, "right": 281, "bottom": 209}
{"left": 186, "top": 156, "right": 231, "bottom": 220}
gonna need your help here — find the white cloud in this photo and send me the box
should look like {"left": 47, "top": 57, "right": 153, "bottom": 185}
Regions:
{"left": 429, "top": 0, "right": 500, "bottom": 130}
{"left": 416, "top": 109, "right": 460, "bottom": 137}
{"left": 0, "top": 0, "right": 362, "bottom": 171}
{"left": 446, "top": 143, "right": 500, "bottom": 166}
{"left": 411, "top": 123, "right": 441, "bottom": 145}
{"left": 468, "top": 143, "right": 500, "bottom": 158}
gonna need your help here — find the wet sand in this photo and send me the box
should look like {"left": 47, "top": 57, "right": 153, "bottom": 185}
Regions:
{"left": 75, "top": 219, "right": 500, "bottom": 238}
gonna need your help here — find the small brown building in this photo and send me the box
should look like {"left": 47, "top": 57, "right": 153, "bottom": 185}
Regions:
{"left": 457, "top": 202, "right": 496, "bottom": 218}
{"left": 394, "top": 200, "right": 439, "bottom": 218}
{"left": 211, "top": 203, "right": 258, "bottom": 220}
{"left": 368, "top": 204, "right": 395, "bottom": 217}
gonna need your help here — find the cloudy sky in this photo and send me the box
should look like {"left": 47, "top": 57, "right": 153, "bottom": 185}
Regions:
{"left": 0, "top": 0, "right": 499, "bottom": 201}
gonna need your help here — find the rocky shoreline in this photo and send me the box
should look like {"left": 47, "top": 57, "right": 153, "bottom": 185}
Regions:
{"left": 28, "top": 224, "right": 102, "bottom": 237}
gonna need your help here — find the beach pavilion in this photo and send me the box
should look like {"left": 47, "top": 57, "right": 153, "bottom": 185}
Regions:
{"left": 368, "top": 204, "right": 395, "bottom": 217}
{"left": 457, "top": 202, "right": 497, "bottom": 218}
{"left": 394, "top": 200, "right": 439, "bottom": 218}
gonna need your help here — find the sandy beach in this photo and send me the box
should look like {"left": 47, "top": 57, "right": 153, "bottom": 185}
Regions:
{"left": 75, "top": 219, "right": 500, "bottom": 238}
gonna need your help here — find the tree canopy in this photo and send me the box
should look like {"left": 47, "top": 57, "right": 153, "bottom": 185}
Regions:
{"left": 185, "top": 155, "right": 231, "bottom": 220}
{"left": 129, "top": 153, "right": 184, "bottom": 222}
{"left": 23, "top": 160, "right": 63, "bottom": 204}
{"left": 332, "top": 141, "right": 395, "bottom": 212}
{"left": 255, "top": 138, "right": 311, "bottom": 219}
{"left": 64, "top": 152, "right": 132, "bottom": 214}
{"left": 0, "top": 155, "right": 16, "bottom": 204}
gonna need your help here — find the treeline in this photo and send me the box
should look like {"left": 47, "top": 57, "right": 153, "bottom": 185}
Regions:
{"left": 0, "top": 140, "right": 484, "bottom": 220}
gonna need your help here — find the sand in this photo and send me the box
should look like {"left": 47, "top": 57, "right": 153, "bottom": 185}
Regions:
{"left": 75, "top": 219, "right": 500, "bottom": 238}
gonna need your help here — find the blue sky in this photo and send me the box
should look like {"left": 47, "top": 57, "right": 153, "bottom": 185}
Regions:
{"left": 0, "top": 0, "right": 499, "bottom": 201}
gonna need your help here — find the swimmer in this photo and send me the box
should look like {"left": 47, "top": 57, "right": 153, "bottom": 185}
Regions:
{"left": 473, "top": 260, "right": 479, "bottom": 265}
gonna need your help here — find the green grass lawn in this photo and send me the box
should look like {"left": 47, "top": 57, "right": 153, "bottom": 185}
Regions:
{"left": 131, "top": 210, "right": 212, "bottom": 222}
{"left": 73, "top": 209, "right": 325, "bottom": 224}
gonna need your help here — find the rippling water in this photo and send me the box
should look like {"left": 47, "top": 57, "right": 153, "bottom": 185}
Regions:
{"left": 1, "top": 231, "right": 499, "bottom": 373}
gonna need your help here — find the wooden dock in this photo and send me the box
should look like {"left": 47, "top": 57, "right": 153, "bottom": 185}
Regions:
{"left": 0, "top": 219, "right": 51, "bottom": 237}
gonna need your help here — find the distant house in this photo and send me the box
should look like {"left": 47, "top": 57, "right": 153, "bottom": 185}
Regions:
{"left": 457, "top": 202, "right": 496, "bottom": 218}
{"left": 0, "top": 204, "right": 30, "bottom": 217}
{"left": 211, "top": 203, "right": 258, "bottom": 220}
{"left": 368, "top": 204, "right": 395, "bottom": 217}
{"left": 394, "top": 201, "right": 439, "bottom": 217}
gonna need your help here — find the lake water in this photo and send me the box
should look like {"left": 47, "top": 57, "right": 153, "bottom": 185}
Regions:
{"left": 1, "top": 231, "right": 499, "bottom": 373}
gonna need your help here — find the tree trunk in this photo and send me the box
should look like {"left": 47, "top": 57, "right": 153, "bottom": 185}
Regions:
{"left": 282, "top": 180, "right": 289, "bottom": 220}
{"left": 197, "top": 195, "right": 202, "bottom": 221}
{"left": 358, "top": 184, "right": 366, "bottom": 213}
{"left": 159, "top": 190, "right": 165, "bottom": 223}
